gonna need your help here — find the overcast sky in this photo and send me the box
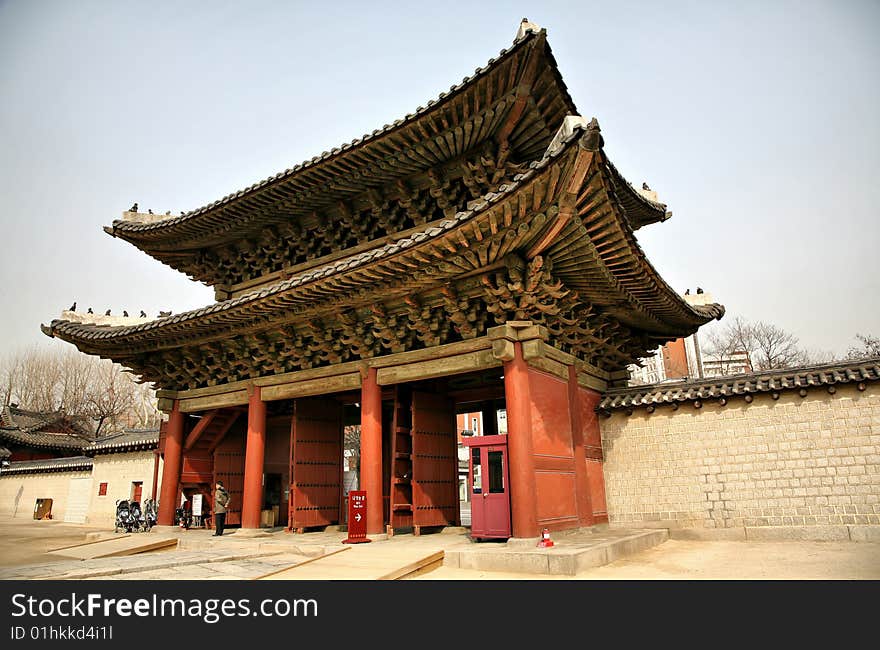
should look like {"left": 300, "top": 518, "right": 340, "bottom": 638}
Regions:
{"left": 1, "top": 0, "right": 878, "bottom": 360}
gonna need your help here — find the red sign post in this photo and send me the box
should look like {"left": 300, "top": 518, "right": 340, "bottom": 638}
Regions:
{"left": 342, "top": 490, "right": 370, "bottom": 544}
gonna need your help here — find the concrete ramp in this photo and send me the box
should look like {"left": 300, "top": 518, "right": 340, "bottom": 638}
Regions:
{"left": 48, "top": 535, "right": 178, "bottom": 560}
{"left": 258, "top": 544, "right": 445, "bottom": 580}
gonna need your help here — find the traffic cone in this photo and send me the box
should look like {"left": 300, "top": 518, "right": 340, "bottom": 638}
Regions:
{"left": 537, "top": 527, "right": 554, "bottom": 548}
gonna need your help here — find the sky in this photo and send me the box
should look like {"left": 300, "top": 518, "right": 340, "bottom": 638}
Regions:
{"left": 1, "top": 0, "right": 878, "bottom": 360}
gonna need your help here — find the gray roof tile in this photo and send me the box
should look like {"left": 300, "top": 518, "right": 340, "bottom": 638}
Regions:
{"left": 599, "top": 357, "right": 880, "bottom": 412}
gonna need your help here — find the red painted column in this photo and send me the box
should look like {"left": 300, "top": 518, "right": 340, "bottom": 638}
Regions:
{"left": 157, "top": 402, "right": 184, "bottom": 526}
{"left": 360, "top": 367, "right": 383, "bottom": 534}
{"left": 241, "top": 386, "right": 267, "bottom": 530}
{"left": 503, "top": 342, "right": 539, "bottom": 538}
{"left": 151, "top": 451, "right": 160, "bottom": 501}
{"left": 568, "top": 365, "right": 595, "bottom": 526}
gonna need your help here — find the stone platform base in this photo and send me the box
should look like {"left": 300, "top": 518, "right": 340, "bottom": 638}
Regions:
{"left": 444, "top": 527, "right": 668, "bottom": 576}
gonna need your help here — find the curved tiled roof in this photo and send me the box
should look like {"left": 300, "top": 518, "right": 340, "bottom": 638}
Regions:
{"left": 598, "top": 357, "right": 880, "bottom": 412}
{"left": 604, "top": 158, "right": 671, "bottom": 229}
{"left": 0, "top": 406, "right": 93, "bottom": 450}
{"left": 45, "top": 122, "right": 590, "bottom": 346}
{"left": 105, "top": 26, "right": 578, "bottom": 276}
{"left": 85, "top": 429, "right": 159, "bottom": 454}
{"left": 0, "top": 456, "right": 93, "bottom": 475}
{"left": 44, "top": 121, "right": 723, "bottom": 358}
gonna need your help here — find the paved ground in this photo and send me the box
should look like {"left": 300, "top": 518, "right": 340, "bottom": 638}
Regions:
{"left": 1, "top": 516, "right": 878, "bottom": 580}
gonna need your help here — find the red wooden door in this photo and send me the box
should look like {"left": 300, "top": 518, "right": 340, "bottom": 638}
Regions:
{"left": 214, "top": 432, "right": 245, "bottom": 526}
{"left": 466, "top": 435, "right": 511, "bottom": 539}
{"left": 131, "top": 482, "right": 143, "bottom": 503}
{"left": 411, "top": 390, "right": 459, "bottom": 532}
{"left": 289, "top": 398, "right": 343, "bottom": 530}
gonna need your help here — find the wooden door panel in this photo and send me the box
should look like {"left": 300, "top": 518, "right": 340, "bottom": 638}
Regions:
{"left": 213, "top": 432, "right": 245, "bottom": 526}
{"left": 411, "top": 390, "right": 458, "bottom": 530}
{"left": 290, "top": 398, "right": 342, "bottom": 530}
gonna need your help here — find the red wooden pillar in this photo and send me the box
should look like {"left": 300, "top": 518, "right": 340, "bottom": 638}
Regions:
{"left": 503, "top": 342, "right": 539, "bottom": 538}
{"left": 241, "top": 386, "right": 267, "bottom": 530}
{"left": 151, "top": 451, "right": 160, "bottom": 501}
{"left": 568, "top": 365, "right": 595, "bottom": 526}
{"left": 360, "top": 367, "right": 383, "bottom": 535}
{"left": 157, "top": 402, "right": 184, "bottom": 526}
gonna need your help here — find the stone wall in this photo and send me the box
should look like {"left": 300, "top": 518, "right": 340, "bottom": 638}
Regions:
{"left": 600, "top": 383, "right": 880, "bottom": 541}
{"left": 0, "top": 470, "right": 92, "bottom": 521}
{"left": 88, "top": 452, "right": 163, "bottom": 526}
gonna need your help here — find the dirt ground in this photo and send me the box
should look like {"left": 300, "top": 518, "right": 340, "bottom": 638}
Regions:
{"left": 1, "top": 516, "right": 878, "bottom": 580}
{"left": 0, "top": 517, "right": 108, "bottom": 568}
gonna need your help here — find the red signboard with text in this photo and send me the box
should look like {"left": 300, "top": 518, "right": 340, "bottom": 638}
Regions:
{"left": 342, "top": 491, "right": 370, "bottom": 544}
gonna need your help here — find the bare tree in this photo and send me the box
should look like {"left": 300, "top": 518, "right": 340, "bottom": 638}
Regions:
{"left": 702, "top": 316, "right": 754, "bottom": 375}
{"left": 702, "top": 317, "right": 829, "bottom": 374}
{"left": 0, "top": 346, "right": 160, "bottom": 435}
{"left": 749, "top": 321, "right": 804, "bottom": 370}
{"left": 846, "top": 334, "right": 880, "bottom": 360}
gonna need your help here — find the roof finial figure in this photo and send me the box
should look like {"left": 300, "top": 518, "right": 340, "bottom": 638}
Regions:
{"left": 696, "top": 287, "right": 704, "bottom": 294}
{"left": 158, "top": 310, "right": 171, "bottom": 317}
{"left": 642, "top": 182, "right": 651, "bottom": 191}
{"left": 165, "top": 210, "right": 171, "bottom": 215}
{"left": 105, "top": 309, "right": 111, "bottom": 316}
{"left": 123, "top": 310, "right": 129, "bottom": 317}
{"left": 516, "top": 17, "right": 540, "bottom": 40}
{"left": 129, "top": 202, "right": 138, "bottom": 212}
{"left": 139, "top": 310, "right": 147, "bottom": 317}
{"left": 684, "top": 288, "right": 690, "bottom": 295}
{"left": 69, "top": 301, "right": 76, "bottom": 311}
{"left": 87, "top": 307, "right": 93, "bottom": 314}
{"left": 148, "top": 209, "right": 153, "bottom": 215}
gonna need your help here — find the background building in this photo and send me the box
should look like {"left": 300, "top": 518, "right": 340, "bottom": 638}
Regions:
{"left": 628, "top": 290, "right": 751, "bottom": 384}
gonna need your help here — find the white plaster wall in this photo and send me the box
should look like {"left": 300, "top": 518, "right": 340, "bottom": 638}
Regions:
{"left": 87, "top": 452, "right": 163, "bottom": 526}
{"left": 0, "top": 470, "right": 93, "bottom": 521}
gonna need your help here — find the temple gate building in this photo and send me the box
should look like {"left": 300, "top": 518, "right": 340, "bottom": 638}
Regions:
{"left": 42, "top": 22, "right": 723, "bottom": 539}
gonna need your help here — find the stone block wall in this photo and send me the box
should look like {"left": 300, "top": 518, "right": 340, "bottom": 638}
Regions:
{"left": 600, "top": 383, "right": 880, "bottom": 540}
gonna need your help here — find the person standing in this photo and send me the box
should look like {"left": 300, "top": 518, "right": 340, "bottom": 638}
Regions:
{"left": 213, "top": 481, "right": 230, "bottom": 536}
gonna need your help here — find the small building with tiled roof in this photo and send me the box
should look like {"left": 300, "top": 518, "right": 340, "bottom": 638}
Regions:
{"left": 0, "top": 405, "right": 95, "bottom": 462}
{"left": 0, "top": 424, "right": 162, "bottom": 525}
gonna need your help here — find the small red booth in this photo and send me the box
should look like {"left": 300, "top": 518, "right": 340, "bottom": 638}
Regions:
{"left": 463, "top": 434, "right": 511, "bottom": 540}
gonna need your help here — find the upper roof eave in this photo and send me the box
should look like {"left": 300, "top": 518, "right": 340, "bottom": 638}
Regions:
{"left": 105, "top": 27, "right": 575, "bottom": 245}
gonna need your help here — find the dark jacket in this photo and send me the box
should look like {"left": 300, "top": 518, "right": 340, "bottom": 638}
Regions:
{"left": 214, "top": 487, "right": 230, "bottom": 514}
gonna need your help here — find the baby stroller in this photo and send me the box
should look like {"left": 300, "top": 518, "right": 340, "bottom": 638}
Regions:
{"left": 129, "top": 501, "right": 144, "bottom": 532}
{"left": 175, "top": 505, "right": 190, "bottom": 529}
{"left": 142, "top": 498, "right": 158, "bottom": 531}
{"left": 114, "top": 500, "right": 135, "bottom": 533}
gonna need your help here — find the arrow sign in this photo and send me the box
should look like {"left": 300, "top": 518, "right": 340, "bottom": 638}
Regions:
{"left": 342, "top": 490, "right": 370, "bottom": 544}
